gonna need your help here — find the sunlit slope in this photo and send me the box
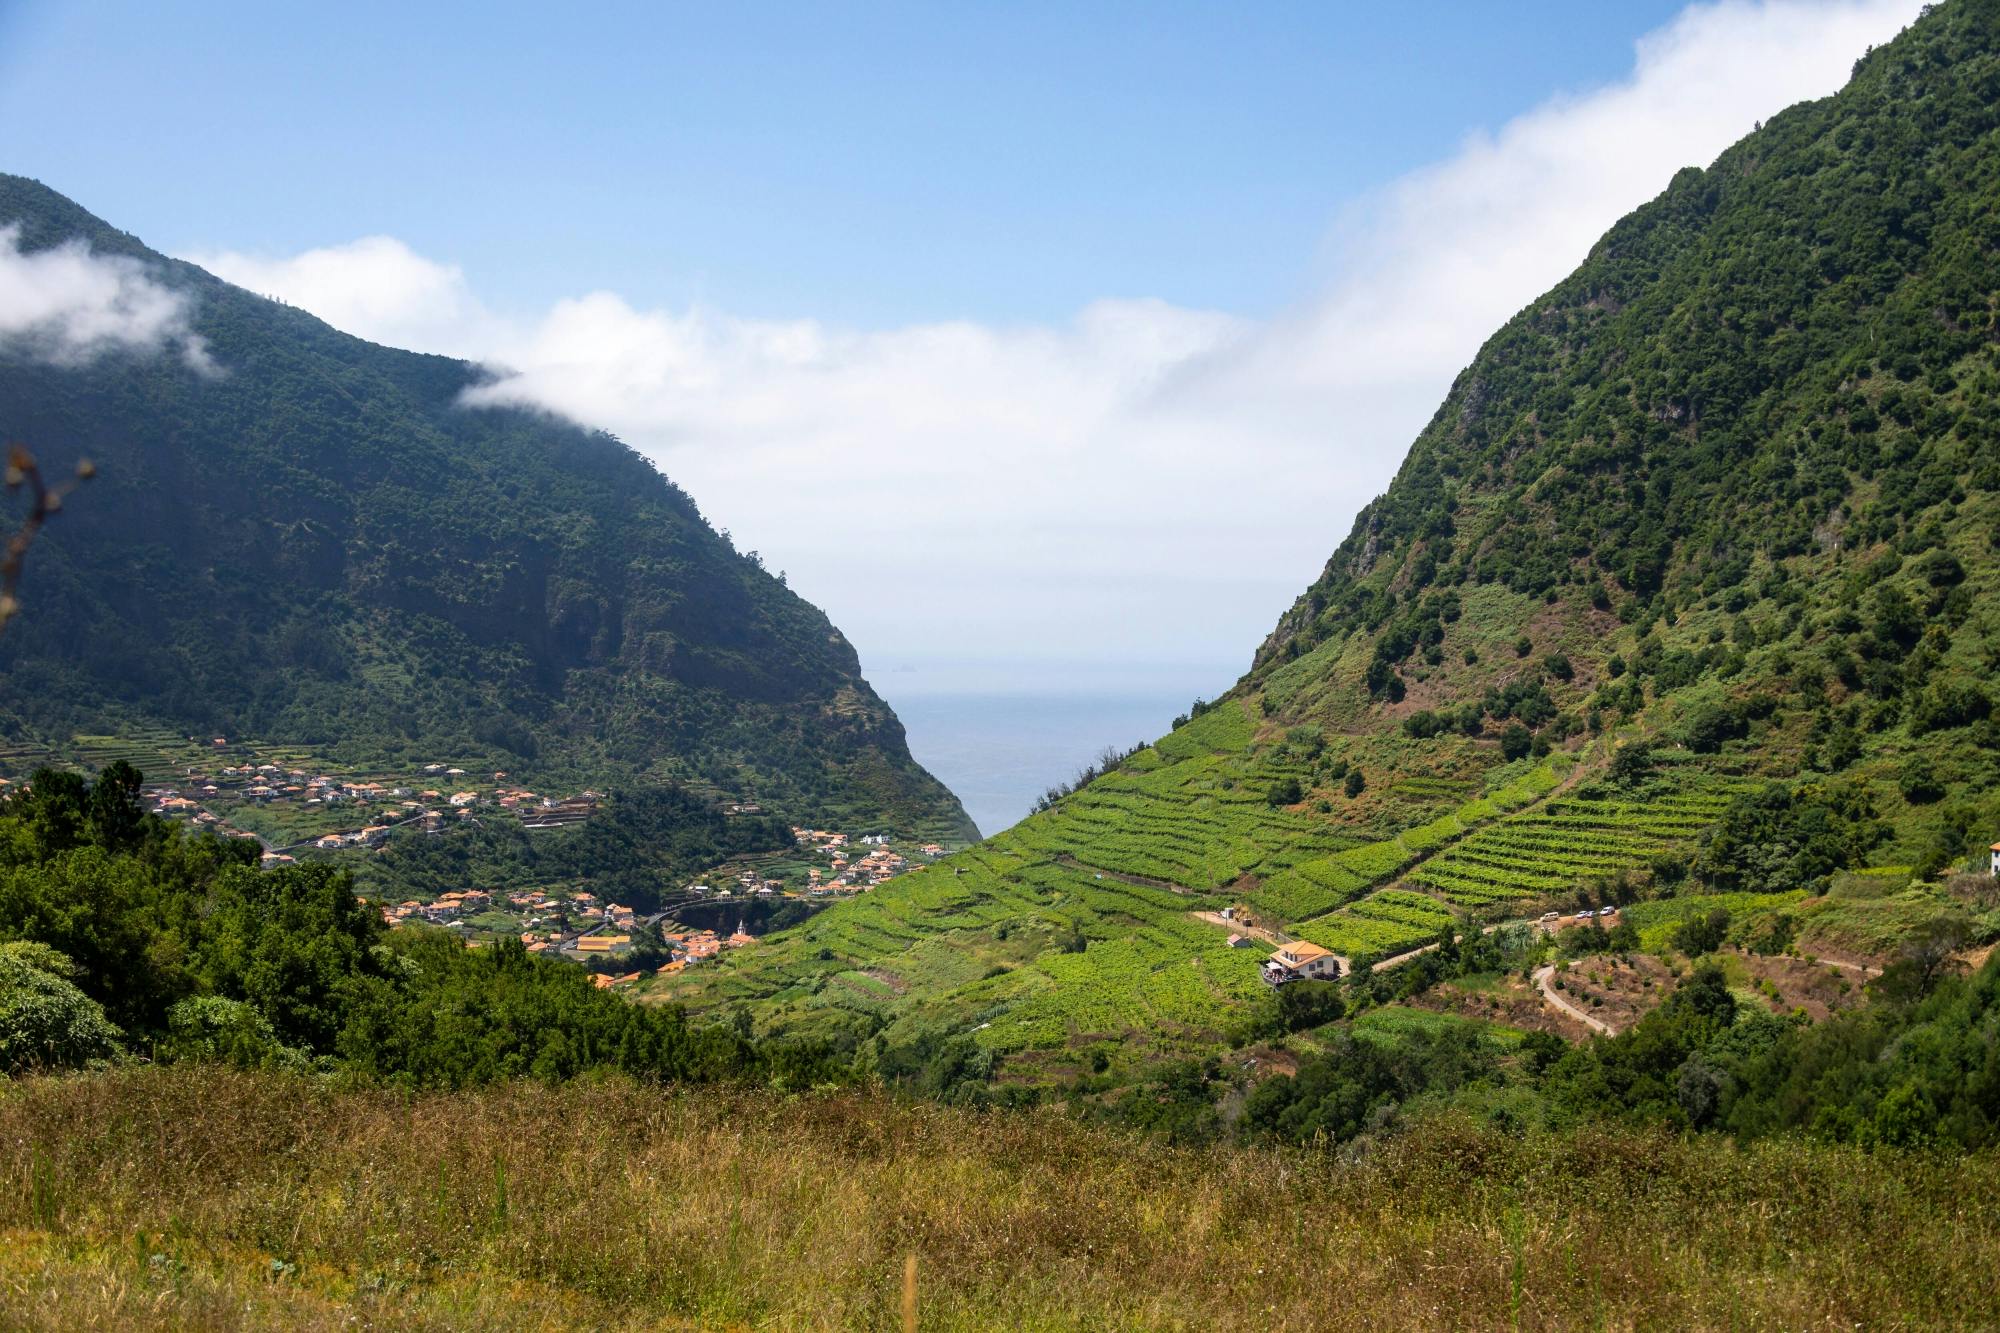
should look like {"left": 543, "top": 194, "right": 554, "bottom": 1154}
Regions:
{"left": 689, "top": 4, "right": 2000, "bottom": 1072}
{"left": 676, "top": 694, "right": 1764, "bottom": 1072}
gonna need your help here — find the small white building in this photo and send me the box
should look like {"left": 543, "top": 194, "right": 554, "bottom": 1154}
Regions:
{"left": 1262, "top": 940, "right": 1341, "bottom": 985}
{"left": 1989, "top": 841, "right": 2000, "bottom": 876}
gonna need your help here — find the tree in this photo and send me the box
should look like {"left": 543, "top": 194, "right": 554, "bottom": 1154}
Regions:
{"left": 1671, "top": 908, "right": 1732, "bottom": 958}
{"left": 1276, "top": 980, "right": 1346, "bottom": 1032}
{"left": 1266, "top": 777, "right": 1304, "bottom": 808}
{"left": 1874, "top": 916, "right": 1970, "bottom": 1005}
{"left": 161, "top": 996, "right": 308, "bottom": 1070}
{"left": 1683, "top": 701, "right": 1748, "bottom": 753}
{"left": 1344, "top": 768, "right": 1367, "bottom": 799}
{"left": 0, "top": 942, "right": 122, "bottom": 1072}
{"left": 85, "top": 760, "right": 146, "bottom": 851}
{"left": 1871, "top": 585, "right": 1923, "bottom": 655}
{"left": 1909, "top": 682, "right": 1991, "bottom": 734}
{"left": 1898, "top": 758, "right": 1946, "bottom": 804}
{"left": 1698, "top": 782, "right": 1883, "bottom": 893}
{"left": 1609, "top": 742, "right": 1656, "bottom": 787}
{"left": 1499, "top": 723, "right": 1533, "bottom": 761}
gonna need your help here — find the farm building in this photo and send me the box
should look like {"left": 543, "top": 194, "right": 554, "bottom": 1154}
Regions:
{"left": 1262, "top": 940, "right": 1340, "bottom": 985}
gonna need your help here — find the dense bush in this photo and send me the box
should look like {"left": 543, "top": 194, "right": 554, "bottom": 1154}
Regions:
{"left": 1276, "top": 979, "right": 1346, "bottom": 1032}
{"left": 0, "top": 942, "right": 122, "bottom": 1072}
{"left": 1697, "top": 782, "right": 1884, "bottom": 893}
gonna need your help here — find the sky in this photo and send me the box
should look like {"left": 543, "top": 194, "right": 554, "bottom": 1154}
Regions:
{"left": 0, "top": 0, "right": 1927, "bottom": 715}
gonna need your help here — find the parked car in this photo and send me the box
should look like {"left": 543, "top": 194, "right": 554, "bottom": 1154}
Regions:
{"left": 1574, "top": 909, "right": 1592, "bottom": 920}
{"left": 1539, "top": 911, "right": 1560, "bottom": 922}
{"left": 1597, "top": 906, "right": 1618, "bottom": 917}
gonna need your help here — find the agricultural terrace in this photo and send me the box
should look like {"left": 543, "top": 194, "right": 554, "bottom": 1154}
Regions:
{"left": 687, "top": 696, "right": 1783, "bottom": 1064}
{"left": 1406, "top": 774, "right": 1764, "bottom": 907}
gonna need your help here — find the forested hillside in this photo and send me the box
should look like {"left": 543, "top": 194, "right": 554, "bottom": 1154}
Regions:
{"left": 0, "top": 176, "right": 972, "bottom": 840}
{"left": 683, "top": 0, "right": 2000, "bottom": 1105}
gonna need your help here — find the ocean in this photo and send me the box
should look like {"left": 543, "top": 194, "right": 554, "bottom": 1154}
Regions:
{"left": 887, "top": 688, "right": 1206, "bottom": 839}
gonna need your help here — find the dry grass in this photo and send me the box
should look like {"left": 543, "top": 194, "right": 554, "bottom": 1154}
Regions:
{"left": 2, "top": 1067, "right": 1997, "bottom": 1329}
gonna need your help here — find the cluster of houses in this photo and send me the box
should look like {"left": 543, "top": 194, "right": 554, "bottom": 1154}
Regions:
{"left": 375, "top": 885, "right": 769, "bottom": 988}
{"left": 149, "top": 790, "right": 251, "bottom": 839}
{"left": 806, "top": 842, "right": 912, "bottom": 891}
{"left": 585, "top": 924, "right": 758, "bottom": 990}
{"left": 314, "top": 818, "right": 432, "bottom": 851}
{"left": 714, "top": 867, "right": 786, "bottom": 898}
{"left": 788, "top": 826, "right": 944, "bottom": 894}
{"left": 504, "top": 788, "right": 599, "bottom": 828}
{"left": 380, "top": 888, "right": 495, "bottom": 928}
{"left": 784, "top": 832, "right": 948, "bottom": 892}
{"left": 141, "top": 756, "right": 606, "bottom": 860}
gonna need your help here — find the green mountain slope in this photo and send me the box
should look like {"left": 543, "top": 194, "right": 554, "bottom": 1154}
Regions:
{"left": 0, "top": 176, "right": 973, "bottom": 841}
{"left": 688, "top": 0, "right": 2000, "bottom": 1077}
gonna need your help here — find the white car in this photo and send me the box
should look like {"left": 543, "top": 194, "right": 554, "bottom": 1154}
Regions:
{"left": 1598, "top": 906, "right": 1618, "bottom": 917}
{"left": 1574, "top": 910, "right": 1592, "bottom": 920}
{"left": 1539, "top": 911, "right": 1560, "bottom": 922}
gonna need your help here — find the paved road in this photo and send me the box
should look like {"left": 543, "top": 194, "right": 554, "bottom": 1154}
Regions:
{"left": 1533, "top": 964, "right": 1616, "bottom": 1035}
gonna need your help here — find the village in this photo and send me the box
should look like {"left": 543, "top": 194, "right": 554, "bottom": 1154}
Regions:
{"left": 360, "top": 823, "right": 951, "bottom": 990}
{"left": 134, "top": 752, "right": 951, "bottom": 989}
{"left": 139, "top": 751, "right": 600, "bottom": 862}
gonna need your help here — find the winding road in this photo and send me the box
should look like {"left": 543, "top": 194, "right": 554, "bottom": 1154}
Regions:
{"left": 1533, "top": 964, "right": 1616, "bottom": 1035}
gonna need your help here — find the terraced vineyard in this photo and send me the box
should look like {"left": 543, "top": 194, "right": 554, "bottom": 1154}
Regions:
{"left": 67, "top": 728, "right": 209, "bottom": 775}
{"left": 989, "top": 919, "right": 1268, "bottom": 1053}
{"left": 0, "top": 725, "right": 343, "bottom": 784}
{"left": 681, "top": 841, "right": 1269, "bottom": 1057}
{"left": 1220, "top": 760, "right": 1767, "bottom": 969}
{"left": 1011, "top": 769, "right": 1363, "bottom": 889}
{"left": 689, "top": 700, "right": 1778, "bottom": 1065}
{"left": 0, "top": 738, "right": 56, "bottom": 777}
{"left": 1292, "top": 889, "right": 1458, "bottom": 962}
{"left": 1242, "top": 755, "right": 1570, "bottom": 922}
{"left": 1004, "top": 704, "right": 1367, "bottom": 889}
{"left": 1408, "top": 775, "right": 1762, "bottom": 907}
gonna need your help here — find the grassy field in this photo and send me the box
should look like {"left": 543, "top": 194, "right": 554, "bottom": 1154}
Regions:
{"left": 2, "top": 1067, "right": 1997, "bottom": 1330}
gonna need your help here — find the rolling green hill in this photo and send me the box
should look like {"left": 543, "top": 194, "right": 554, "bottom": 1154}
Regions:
{"left": 687, "top": 0, "right": 2000, "bottom": 1079}
{"left": 0, "top": 176, "right": 972, "bottom": 841}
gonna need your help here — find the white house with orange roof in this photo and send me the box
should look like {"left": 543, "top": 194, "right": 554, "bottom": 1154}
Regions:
{"left": 1261, "top": 940, "right": 1341, "bottom": 985}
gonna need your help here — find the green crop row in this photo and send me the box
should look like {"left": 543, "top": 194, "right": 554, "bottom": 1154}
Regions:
{"left": 1290, "top": 889, "right": 1458, "bottom": 963}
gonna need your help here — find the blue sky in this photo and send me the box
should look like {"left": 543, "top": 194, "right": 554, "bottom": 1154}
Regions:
{"left": 1, "top": 1, "right": 1689, "bottom": 327}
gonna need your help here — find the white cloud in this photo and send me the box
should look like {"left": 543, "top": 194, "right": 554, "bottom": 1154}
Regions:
{"left": 186, "top": 235, "right": 499, "bottom": 359}
{"left": 182, "top": 0, "right": 1923, "bottom": 689}
{"left": 0, "top": 224, "right": 214, "bottom": 372}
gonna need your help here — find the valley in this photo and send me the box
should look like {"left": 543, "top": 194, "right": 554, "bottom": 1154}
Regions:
{"left": 3, "top": 2, "right": 2000, "bottom": 1325}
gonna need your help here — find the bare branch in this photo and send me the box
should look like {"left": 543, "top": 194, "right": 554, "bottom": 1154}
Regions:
{"left": 0, "top": 444, "right": 94, "bottom": 632}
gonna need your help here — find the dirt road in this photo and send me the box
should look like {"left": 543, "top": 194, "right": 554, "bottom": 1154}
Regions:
{"left": 1533, "top": 964, "right": 1616, "bottom": 1035}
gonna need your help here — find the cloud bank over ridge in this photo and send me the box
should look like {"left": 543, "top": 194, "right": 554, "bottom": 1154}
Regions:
{"left": 0, "top": 224, "right": 214, "bottom": 372}
{"left": 184, "top": 0, "right": 1924, "bottom": 688}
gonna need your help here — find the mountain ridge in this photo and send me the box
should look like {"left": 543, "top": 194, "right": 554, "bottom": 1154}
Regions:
{"left": 0, "top": 173, "right": 974, "bottom": 841}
